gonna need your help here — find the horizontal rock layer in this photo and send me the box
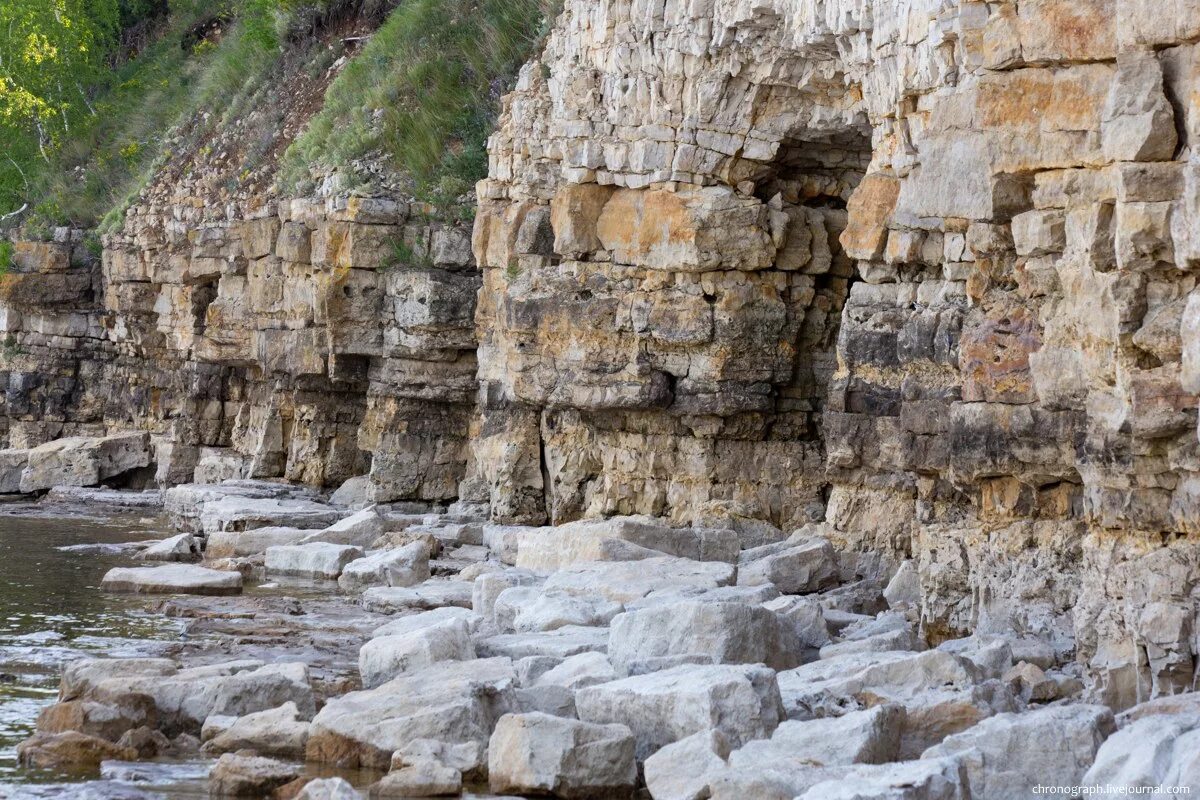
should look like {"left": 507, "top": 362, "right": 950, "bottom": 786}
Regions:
{"left": 1, "top": 0, "right": 1199, "bottom": 713}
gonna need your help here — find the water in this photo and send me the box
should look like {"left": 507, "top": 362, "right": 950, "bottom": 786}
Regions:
{"left": 0, "top": 503, "right": 195, "bottom": 798}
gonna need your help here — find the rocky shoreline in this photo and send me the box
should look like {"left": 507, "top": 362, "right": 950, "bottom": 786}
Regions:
{"left": 10, "top": 481, "right": 1197, "bottom": 798}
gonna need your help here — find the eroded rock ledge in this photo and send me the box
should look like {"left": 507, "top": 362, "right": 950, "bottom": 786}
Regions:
{"left": 2, "top": 0, "right": 1200, "bottom": 714}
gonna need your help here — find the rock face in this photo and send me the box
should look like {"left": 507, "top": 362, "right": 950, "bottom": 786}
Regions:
{"left": 1, "top": 0, "right": 1199, "bottom": 719}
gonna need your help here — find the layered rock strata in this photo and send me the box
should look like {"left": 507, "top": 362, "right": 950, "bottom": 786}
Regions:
{"left": 470, "top": 0, "right": 1200, "bottom": 709}
{"left": 2, "top": 0, "right": 1200, "bottom": 712}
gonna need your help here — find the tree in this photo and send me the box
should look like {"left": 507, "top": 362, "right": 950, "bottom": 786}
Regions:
{"left": 0, "top": 0, "right": 121, "bottom": 159}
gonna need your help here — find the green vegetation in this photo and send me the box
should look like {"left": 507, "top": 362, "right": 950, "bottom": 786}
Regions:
{"left": 0, "top": 241, "right": 13, "bottom": 275}
{"left": 1, "top": 0, "right": 552, "bottom": 233}
{"left": 280, "top": 0, "right": 551, "bottom": 212}
{"left": 0, "top": 0, "right": 306, "bottom": 232}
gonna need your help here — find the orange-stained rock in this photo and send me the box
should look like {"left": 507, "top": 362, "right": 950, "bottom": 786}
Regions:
{"left": 841, "top": 173, "right": 899, "bottom": 261}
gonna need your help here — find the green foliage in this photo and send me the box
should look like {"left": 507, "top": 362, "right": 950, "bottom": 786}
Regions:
{"left": 384, "top": 234, "right": 433, "bottom": 270}
{"left": 0, "top": 0, "right": 299, "bottom": 228}
{"left": 280, "top": 0, "right": 549, "bottom": 211}
{"left": 0, "top": 241, "right": 12, "bottom": 275}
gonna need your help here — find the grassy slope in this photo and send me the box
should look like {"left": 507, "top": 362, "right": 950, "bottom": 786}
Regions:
{"left": 12, "top": 0, "right": 550, "bottom": 235}
{"left": 9, "top": 2, "right": 289, "bottom": 235}
{"left": 279, "top": 0, "right": 550, "bottom": 213}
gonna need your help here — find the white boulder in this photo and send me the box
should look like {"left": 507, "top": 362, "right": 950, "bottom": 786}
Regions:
{"left": 100, "top": 564, "right": 242, "bottom": 596}
{"left": 488, "top": 712, "right": 637, "bottom": 798}
{"left": 265, "top": 542, "right": 362, "bottom": 579}
{"left": 575, "top": 663, "right": 784, "bottom": 758}
{"left": 337, "top": 542, "right": 431, "bottom": 591}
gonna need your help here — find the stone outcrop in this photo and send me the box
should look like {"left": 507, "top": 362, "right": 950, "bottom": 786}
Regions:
{"left": 465, "top": 0, "right": 1200, "bottom": 712}
{"left": 1, "top": 0, "right": 1199, "bottom": 731}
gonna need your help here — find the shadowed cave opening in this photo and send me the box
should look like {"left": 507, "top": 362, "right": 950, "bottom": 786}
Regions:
{"left": 753, "top": 129, "right": 873, "bottom": 446}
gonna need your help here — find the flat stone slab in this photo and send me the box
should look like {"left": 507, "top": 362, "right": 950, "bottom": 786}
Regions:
{"left": 361, "top": 580, "right": 474, "bottom": 613}
{"left": 100, "top": 564, "right": 243, "bottom": 596}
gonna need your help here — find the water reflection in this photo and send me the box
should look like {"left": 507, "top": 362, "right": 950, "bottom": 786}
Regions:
{"left": 0, "top": 507, "right": 182, "bottom": 794}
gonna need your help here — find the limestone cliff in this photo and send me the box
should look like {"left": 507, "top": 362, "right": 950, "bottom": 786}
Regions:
{"left": 3, "top": 0, "right": 1200, "bottom": 709}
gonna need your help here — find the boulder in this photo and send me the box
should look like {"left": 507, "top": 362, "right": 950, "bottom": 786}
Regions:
{"left": 729, "top": 705, "right": 905, "bottom": 771}
{"left": 359, "top": 615, "right": 476, "bottom": 688}
{"left": 1081, "top": 712, "right": 1200, "bottom": 791}
{"left": 883, "top": 560, "right": 920, "bottom": 608}
{"left": 302, "top": 506, "right": 387, "bottom": 548}
{"left": 100, "top": 564, "right": 242, "bottom": 596}
{"left": 306, "top": 658, "right": 517, "bottom": 769}
{"left": 59, "top": 657, "right": 177, "bottom": 701}
{"left": 85, "top": 660, "right": 315, "bottom": 734}
{"left": 391, "top": 738, "right": 487, "bottom": 781}
{"left": 793, "top": 756, "right": 972, "bottom": 800}
{"left": 762, "top": 594, "right": 831, "bottom": 649}
{"left": 922, "top": 704, "right": 1115, "bottom": 800}
{"left": 777, "top": 650, "right": 1013, "bottom": 758}
{"left": 164, "top": 480, "right": 316, "bottom": 529}
{"left": 370, "top": 760, "right": 462, "bottom": 797}
{"left": 575, "top": 663, "right": 784, "bottom": 758}
{"left": 265, "top": 542, "right": 363, "bottom": 579}
{"left": 361, "top": 580, "right": 473, "bottom": 613}
{"left": 19, "top": 432, "right": 151, "bottom": 493}
{"left": 472, "top": 568, "right": 544, "bottom": 620}
{"left": 371, "top": 607, "right": 481, "bottom": 637}
{"left": 820, "top": 615, "right": 921, "bottom": 659}
{"left": 115, "top": 726, "right": 170, "bottom": 759}
{"left": 936, "top": 636, "right": 1016, "bottom": 679}
{"left": 494, "top": 586, "right": 624, "bottom": 632}
{"left": 488, "top": 712, "right": 637, "bottom": 799}
{"left": 36, "top": 694, "right": 157, "bottom": 742}
{"left": 543, "top": 557, "right": 735, "bottom": 604}
{"left": 0, "top": 448, "right": 29, "bottom": 493}
{"left": 208, "top": 753, "right": 301, "bottom": 797}
{"left": 534, "top": 652, "right": 618, "bottom": 690}
{"left": 609, "top": 599, "right": 803, "bottom": 674}
{"left": 643, "top": 729, "right": 732, "bottom": 800}
{"left": 17, "top": 731, "right": 137, "bottom": 773}
{"left": 135, "top": 532, "right": 201, "bottom": 563}
{"left": 331, "top": 475, "right": 372, "bottom": 507}
{"left": 199, "top": 495, "right": 340, "bottom": 534}
{"left": 295, "top": 777, "right": 361, "bottom": 800}
{"left": 737, "top": 537, "right": 839, "bottom": 594}
{"left": 205, "top": 526, "right": 312, "bottom": 558}
{"left": 202, "top": 701, "right": 310, "bottom": 759}
{"left": 338, "top": 542, "right": 431, "bottom": 591}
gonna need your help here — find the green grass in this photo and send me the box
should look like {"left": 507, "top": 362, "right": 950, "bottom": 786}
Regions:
{"left": 0, "top": 241, "right": 12, "bottom": 276}
{"left": 2, "top": 0, "right": 297, "bottom": 233}
{"left": 279, "top": 0, "right": 552, "bottom": 213}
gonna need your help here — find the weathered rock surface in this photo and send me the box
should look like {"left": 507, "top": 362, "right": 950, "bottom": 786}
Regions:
{"left": 575, "top": 663, "right": 784, "bottom": 758}
{"left": 488, "top": 712, "right": 637, "bottom": 799}
{"left": 100, "top": 564, "right": 242, "bottom": 595}
{"left": 337, "top": 541, "right": 431, "bottom": 591}
{"left": 922, "top": 705, "right": 1116, "bottom": 800}
{"left": 1083, "top": 711, "right": 1200, "bottom": 791}
{"left": 17, "top": 731, "right": 137, "bottom": 773}
{"left": 359, "top": 612, "right": 476, "bottom": 688}
{"left": 208, "top": 753, "right": 301, "bottom": 797}
{"left": 306, "top": 657, "right": 516, "bottom": 768}
{"left": 134, "top": 532, "right": 201, "bottom": 563}
{"left": 202, "top": 701, "right": 311, "bottom": 759}
{"left": 265, "top": 542, "right": 363, "bottom": 579}
{"left": 608, "top": 600, "right": 803, "bottom": 673}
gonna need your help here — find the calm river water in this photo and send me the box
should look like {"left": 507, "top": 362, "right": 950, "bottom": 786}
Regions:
{"left": 0, "top": 504, "right": 208, "bottom": 799}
